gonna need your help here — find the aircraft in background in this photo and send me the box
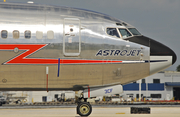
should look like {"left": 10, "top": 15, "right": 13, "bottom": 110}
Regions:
{"left": 0, "top": 2, "right": 176, "bottom": 116}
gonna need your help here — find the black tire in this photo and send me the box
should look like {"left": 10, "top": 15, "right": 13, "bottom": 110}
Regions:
{"left": 77, "top": 102, "right": 92, "bottom": 116}
{"left": 0, "top": 102, "right": 2, "bottom": 106}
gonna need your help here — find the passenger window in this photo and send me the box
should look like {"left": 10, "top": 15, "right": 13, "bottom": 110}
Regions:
{"left": 25, "top": 30, "right": 31, "bottom": 39}
{"left": 13, "top": 30, "right": 20, "bottom": 39}
{"left": 118, "top": 28, "right": 132, "bottom": 39}
{"left": 1, "top": 30, "right": 8, "bottom": 39}
{"left": 106, "top": 28, "right": 120, "bottom": 38}
{"left": 36, "top": 31, "right": 43, "bottom": 39}
{"left": 47, "top": 30, "right": 54, "bottom": 39}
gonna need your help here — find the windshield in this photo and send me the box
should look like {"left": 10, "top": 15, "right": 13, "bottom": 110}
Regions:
{"left": 128, "top": 28, "right": 141, "bottom": 35}
{"left": 106, "top": 28, "right": 120, "bottom": 38}
{"left": 118, "top": 28, "right": 132, "bottom": 39}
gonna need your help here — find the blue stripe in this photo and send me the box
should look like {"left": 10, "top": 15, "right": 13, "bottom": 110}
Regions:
{"left": 145, "top": 60, "right": 168, "bottom": 63}
{"left": 57, "top": 58, "right": 60, "bottom": 77}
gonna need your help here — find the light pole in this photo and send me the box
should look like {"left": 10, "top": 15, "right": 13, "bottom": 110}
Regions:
{"left": 139, "top": 80, "right": 141, "bottom": 101}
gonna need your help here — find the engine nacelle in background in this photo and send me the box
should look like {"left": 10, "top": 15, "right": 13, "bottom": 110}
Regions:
{"left": 83, "top": 85, "right": 123, "bottom": 98}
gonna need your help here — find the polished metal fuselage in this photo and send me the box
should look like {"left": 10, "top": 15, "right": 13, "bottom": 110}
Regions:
{"left": 0, "top": 3, "right": 150, "bottom": 91}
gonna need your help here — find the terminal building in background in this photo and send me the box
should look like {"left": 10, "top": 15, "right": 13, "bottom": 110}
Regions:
{"left": 122, "top": 71, "right": 180, "bottom": 100}
{"left": 1, "top": 71, "right": 180, "bottom": 103}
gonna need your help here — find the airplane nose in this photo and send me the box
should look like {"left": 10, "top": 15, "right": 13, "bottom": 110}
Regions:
{"left": 150, "top": 38, "right": 177, "bottom": 65}
{"left": 125, "top": 35, "right": 176, "bottom": 75}
{"left": 125, "top": 36, "right": 177, "bottom": 65}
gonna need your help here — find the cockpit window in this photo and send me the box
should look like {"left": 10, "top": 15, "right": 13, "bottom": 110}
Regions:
{"left": 128, "top": 28, "right": 141, "bottom": 35}
{"left": 107, "top": 28, "right": 120, "bottom": 38}
{"left": 118, "top": 28, "right": 132, "bottom": 39}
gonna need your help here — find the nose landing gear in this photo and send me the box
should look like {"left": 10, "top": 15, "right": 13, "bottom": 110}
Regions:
{"left": 77, "top": 101, "right": 92, "bottom": 116}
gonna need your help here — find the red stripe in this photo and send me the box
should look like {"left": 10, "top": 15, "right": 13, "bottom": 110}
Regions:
{"left": 88, "top": 86, "right": 90, "bottom": 98}
{"left": 61, "top": 59, "right": 122, "bottom": 64}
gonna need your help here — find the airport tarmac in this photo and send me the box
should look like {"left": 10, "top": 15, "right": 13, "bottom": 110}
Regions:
{"left": 0, "top": 107, "right": 180, "bottom": 117}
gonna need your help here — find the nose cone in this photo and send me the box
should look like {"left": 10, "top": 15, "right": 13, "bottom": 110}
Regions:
{"left": 125, "top": 36, "right": 177, "bottom": 75}
{"left": 125, "top": 36, "right": 177, "bottom": 65}
{"left": 150, "top": 38, "right": 177, "bottom": 65}
{"left": 149, "top": 38, "right": 177, "bottom": 74}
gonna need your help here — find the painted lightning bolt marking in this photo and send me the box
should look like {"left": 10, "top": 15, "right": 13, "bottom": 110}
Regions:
{"left": 0, "top": 44, "right": 58, "bottom": 65}
{"left": 0, "top": 44, "right": 123, "bottom": 65}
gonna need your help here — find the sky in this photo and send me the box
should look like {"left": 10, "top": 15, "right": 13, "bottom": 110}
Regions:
{"left": 2, "top": 0, "right": 180, "bottom": 71}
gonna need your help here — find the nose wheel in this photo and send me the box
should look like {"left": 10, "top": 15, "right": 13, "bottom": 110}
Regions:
{"left": 77, "top": 102, "right": 92, "bottom": 116}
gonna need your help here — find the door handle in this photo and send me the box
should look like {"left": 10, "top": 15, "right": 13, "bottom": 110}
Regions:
{"left": 65, "top": 34, "right": 70, "bottom": 36}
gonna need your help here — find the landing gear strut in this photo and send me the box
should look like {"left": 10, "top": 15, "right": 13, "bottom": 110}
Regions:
{"left": 75, "top": 84, "right": 123, "bottom": 116}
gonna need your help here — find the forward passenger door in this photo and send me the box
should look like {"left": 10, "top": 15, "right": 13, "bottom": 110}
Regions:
{"left": 63, "top": 18, "right": 81, "bottom": 56}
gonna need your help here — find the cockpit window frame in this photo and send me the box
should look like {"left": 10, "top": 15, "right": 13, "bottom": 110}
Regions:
{"left": 128, "top": 28, "right": 141, "bottom": 36}
{"left": 106, "top": 27, "right": 140, "bottom": 39}
{"left": 118, "top": 28, "right": 132, "bottom": 39}
{"left": 106, "top": 27, "right": 120, "bottom": 39}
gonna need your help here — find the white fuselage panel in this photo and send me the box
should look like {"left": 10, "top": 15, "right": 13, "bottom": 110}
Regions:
{"left": 150, "top": 56, "right": 172, "bottom": 75}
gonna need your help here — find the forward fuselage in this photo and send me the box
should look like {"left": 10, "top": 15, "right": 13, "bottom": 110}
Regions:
{"left": 0, "top": 3, "right": 176, "bottom": 91}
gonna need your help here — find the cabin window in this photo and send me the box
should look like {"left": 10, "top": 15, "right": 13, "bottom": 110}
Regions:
{"left": 25, "top": 30, "right": 31, "bottom": 39}
{"left": 36, "top": 31, "right": 43, "bottom": 39}
{"left": 47, "top": 30, "right": 54, "bottom": 39}
{"left": 118, "top": 28, "right": 132, "bottom": 39}
{"left": 128, "top": 28, "right": 141, "bottom": 35}
{"left": 1, "top": 30, "right": 8, "bottom": 39}
{"left": 106, "top": 28, "right": 120, "bottom": 38}
{"left": 13, "top": 30, "right": 20, "bottom": 39}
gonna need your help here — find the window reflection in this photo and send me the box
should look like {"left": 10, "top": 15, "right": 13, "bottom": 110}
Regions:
{"left": 107, "top": 28, "right": 120, "bottom": 38}
{"left": 128, "top": 28, "right": 141, "bottom": 35}
{"left": 13, "top": 30, "right": 19, "bottom": 39}
{"left": 1, "top": 30, "right": 8, "bottom": 39}
{"left": 25, "top": 30, "right": 31, "bottom": 39}
{"left": 118, "top": 28, "right": 132, "bottom": 39}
